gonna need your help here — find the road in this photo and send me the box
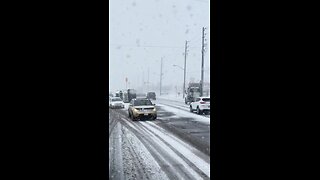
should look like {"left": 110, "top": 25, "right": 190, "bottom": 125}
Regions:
{"left": 109, "top": 97, "right": 210, "bottom": 179}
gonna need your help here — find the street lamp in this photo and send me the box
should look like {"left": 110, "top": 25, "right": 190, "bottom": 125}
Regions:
{"left": 173, "top": 64, "right": 186, "bottom": 99}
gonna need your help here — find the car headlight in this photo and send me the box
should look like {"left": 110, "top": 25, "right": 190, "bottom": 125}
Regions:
{"left": 153, "top": 107, "right": 156, "bottom": 111}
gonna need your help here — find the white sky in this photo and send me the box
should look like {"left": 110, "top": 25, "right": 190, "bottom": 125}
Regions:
{"left": 109, "top": 0, "right": 209, "bottom": 93}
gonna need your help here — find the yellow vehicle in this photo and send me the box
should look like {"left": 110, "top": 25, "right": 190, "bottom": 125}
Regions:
{"left": 128, "top": 98, "right": 157, "bottom": 121}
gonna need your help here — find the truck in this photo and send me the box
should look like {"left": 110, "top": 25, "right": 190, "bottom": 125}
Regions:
{"left": 146, "top": 92, "right": 156, "bottom": 100}
{"left": 122, "top": 89, "right": 137, "bottom": 103}
{"left": 185, "top": 82, "right": 201, "bottom": 104}
{"left": 115, "top": 90, "right": 123, "bottom": 100}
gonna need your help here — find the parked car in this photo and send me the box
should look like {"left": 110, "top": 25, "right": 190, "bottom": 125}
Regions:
{"left": 128, "top": 98, "right": 157, "bottom": 120}
{"left": 146, "top": 92, "right": 156, "bottom": 100}
{"left": 189, "top": 97, "right": 210, "bottom": 115}
{"left": 109, "top": 97, "right": 125, "bottom": 109}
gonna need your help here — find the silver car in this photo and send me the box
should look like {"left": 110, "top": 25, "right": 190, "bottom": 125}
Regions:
{"left": 109, "top": 97, "right": 125, "bottom": 109}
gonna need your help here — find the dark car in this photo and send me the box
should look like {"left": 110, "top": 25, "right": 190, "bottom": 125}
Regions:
{"left": 146, "top": 92, "right": 156, "bottom": 100}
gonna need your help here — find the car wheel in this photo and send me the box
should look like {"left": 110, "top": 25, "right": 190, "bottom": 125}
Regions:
{"left": 204, "top": 111, "right": 210, "bottom": 115}
{"left": 152, "top": 115, "right": 157, "bottom": 120}
{"left": 190, "top": 106, "right": 193, "bottom": 112}
{"left": 131, "top": 114, "right": 136, "bottom": 121}
{"left": 197, "top": 107, "right": 202, "bottom": 115}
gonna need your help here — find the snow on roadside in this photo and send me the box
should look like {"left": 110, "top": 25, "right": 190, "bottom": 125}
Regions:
{"left": 157, "top": 103, "right": 210, "bottom": 125}
{"left": 158, "top": 94, "right": 185, "bottom": 103}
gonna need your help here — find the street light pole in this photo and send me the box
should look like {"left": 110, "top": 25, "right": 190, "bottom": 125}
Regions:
{"left": 200, "top": 27, "right": 206, "bottom": 97}
{"left": 183, "top": 40, "right": 188, "bottom": 99}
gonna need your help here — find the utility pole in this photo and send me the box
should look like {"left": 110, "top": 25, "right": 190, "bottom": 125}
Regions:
{"left": 183, "top": 40, "right": 188, "bottom": 99}
{"left": 160, "top": 57, "right": 163, "bottom": 96}
{"left": 200, "top": 27, "right": 206, "bottom": 97}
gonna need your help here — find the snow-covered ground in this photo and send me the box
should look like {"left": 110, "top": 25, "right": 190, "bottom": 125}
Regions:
{"left": 109, "top": 111, "right": 210, "bottom": 180}
{"left": 109, "top": 93, "right": 211, "bottom": 179}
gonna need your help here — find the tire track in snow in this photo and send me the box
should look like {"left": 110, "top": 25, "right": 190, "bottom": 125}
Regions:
{"left": 138, "top": 121, "right": 210, "bottom": 179}
{"left": 145, "top": 121, "right": 210, "bottom": 164}
{"left": 119, "top": 118, "right": 195, "bottom": 179}
{"left": 109, "top": 122, "right": 124, "bottom": 180}
{"left": 109, "top": 109, "right": 121, "bottom": 137}
{"left": 120, "top": 125, "right": 150, "bottom": 180}
{"left": 120, "top": 118, "right": 208, "bottom": 179}
{"left": 110, "top": 111, "right": 168, "bottom": 180}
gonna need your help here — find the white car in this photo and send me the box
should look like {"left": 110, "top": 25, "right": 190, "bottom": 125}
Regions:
{"left": 109, "top": 97, "right": 125, "bottom": 109}
{"left": 189, "top": 97, "right": 210, "bottom": 115}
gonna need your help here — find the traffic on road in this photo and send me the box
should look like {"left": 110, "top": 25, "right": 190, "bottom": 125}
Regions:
{"left": 109, "top": 91, "right": 210, "bottom": 179}
{"left": 109, "top": 0, "right": 210, "bottom": 179}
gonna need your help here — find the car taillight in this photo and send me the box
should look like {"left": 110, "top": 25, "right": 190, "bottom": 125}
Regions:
{"left": 200, "top": 101, "right": 206, "bottom": 104}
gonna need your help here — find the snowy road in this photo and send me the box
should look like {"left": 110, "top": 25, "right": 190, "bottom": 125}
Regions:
{"left": 155, "top": 97, "right": 210, "bottom": 119}
{"left": 109, "top": 101, "right": 210, "bottom": 180}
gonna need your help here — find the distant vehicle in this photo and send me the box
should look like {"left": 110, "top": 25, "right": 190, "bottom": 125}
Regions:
{"left": 128, "top": 98, "right": 157, "bottom": 120}
{"left": 146, "top": 92, "right": 156, "bottom": 100}
{"left": 115, "top": 90, "right": 123, "bottom": 100}
{"left": 190, "top": 97, "right": 210, "bottom": 115}
{"left": 123, "top": 89, "right": 137, "bottom": 103}
{"left": 185, "top": 82, "right": 201, "bottom": 104}
{"left": 109, "top": 97, "right": 125, "bottom": 109}
{"left": 109, "top": 93, "right": 114, "bottom": 97}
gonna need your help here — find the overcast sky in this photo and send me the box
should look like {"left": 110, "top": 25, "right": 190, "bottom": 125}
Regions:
{"left": 109, "top": 0, "right": 209, "bottom": 93}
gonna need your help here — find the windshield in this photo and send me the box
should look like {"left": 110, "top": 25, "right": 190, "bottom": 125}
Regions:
{"left": 112, "top": 98, "right": 122, "bottom": 101}
{"left": 190, "top": 88, "right": 200, "bottom": 92}
{"left": 193, "top": 91, "right": 200, "bottom": 98}
{"left": 134, "top": 99, "right": 152, "bottom": 106}
{"left": 202, "top": 98, "right": 210, "bottom": 102}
